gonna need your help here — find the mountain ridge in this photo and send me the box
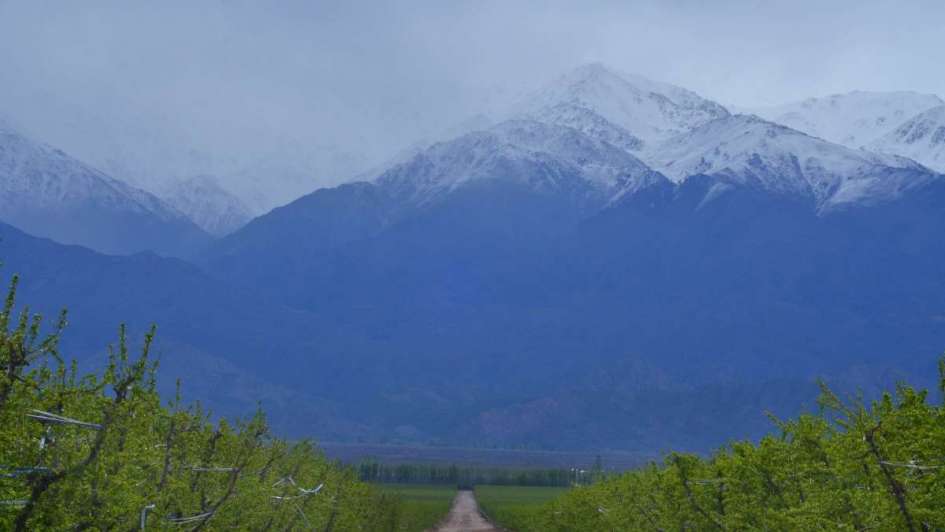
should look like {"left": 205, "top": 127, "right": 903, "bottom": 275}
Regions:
{"left": 160, "top": 174, "right": 253, "bottom": 236}
{"left": 0, "top": 123, "right": 211, "bottom": 257}
{"left": 745, "top": 90, "right": 944, "bottom": 148}
{"left": 516, "top": 63, "right": 730, "bottom": 151}
{"left": 870, "top": 105, "right": 945, "bottom": 172}
{"left": 646, "top": 113, "right": 939, "bottom": 209}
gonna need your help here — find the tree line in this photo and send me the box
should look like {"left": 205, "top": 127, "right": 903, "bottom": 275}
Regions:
{"left": 356, "top": 460, "right": 578, "bottom": 487}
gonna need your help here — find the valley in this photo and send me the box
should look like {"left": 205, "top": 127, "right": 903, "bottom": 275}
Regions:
{"left": 2, "top": 63, "right": 944, "bottom": 456}
{"left": 3, "top": 9, "right": 945, "bottom": 523}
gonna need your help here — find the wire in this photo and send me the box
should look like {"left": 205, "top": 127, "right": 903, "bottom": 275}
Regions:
{"left": 26, "top": 409, "right": 101, "bottom": 430}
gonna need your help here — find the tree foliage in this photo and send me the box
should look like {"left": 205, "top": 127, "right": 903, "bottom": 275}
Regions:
{"left": 0, "top": 274, "right": 400, "bottom": 530}
{"left": 518, "top": 361, "right": 945, "bottom": 531}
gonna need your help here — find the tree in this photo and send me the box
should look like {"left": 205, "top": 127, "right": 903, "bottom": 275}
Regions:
{"left": 0, "top": 272, "right": 402, "bottom": 530}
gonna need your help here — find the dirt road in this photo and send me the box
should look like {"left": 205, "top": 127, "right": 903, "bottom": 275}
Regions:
{"left": 431, "top": 490, "right": 500, "bottom": 532}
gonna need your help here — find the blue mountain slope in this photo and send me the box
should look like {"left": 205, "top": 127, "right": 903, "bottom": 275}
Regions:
{"left": 197, "top": 116, "right": 945, "bottom": 450}
{"left": 6, "top": 63, "right": 945, "bottom": 453}
{"left": 0, "top": 222, "right": 373, "bottom": 440}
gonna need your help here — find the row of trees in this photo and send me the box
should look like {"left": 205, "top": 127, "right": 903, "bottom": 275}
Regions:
{"left": 516, "top": 359, "right": 945, "bottom": 531}
{"left": 356, "top": 460, "right": 575, "bottom": 487}
{"left": 0, "top": 274, "right": 403, "bottom": 530}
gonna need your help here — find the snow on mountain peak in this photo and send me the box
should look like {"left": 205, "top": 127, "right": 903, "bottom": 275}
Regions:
{"left": 0, "top": 124, "right": 183, "bottom": 221}
{"left": 161, "top": 175, "right": 253, "bottom": 236}
{"left": 523, "top": 103, "right": 645, "bottom": 154}
{"left": 747, "top": 91, "right": 944, "bottom": 148}
{"left": 375, "top": 118, "right": 666, "bottom": 206}
{"left": 647, "top": 113, "right": 936, "bottom": 207}
{"left": 869, "top": 105, "right": 945, "bottom": 172}
{"left": 518, "top": 63, "right": 730, "bottom": 150}
{"left": 0, "top": 122, "right": 211, "bottom": 255}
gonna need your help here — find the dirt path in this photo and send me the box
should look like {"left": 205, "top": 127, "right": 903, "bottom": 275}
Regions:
{"left": 430, "top": 490, "right": 500, "bottom": 532}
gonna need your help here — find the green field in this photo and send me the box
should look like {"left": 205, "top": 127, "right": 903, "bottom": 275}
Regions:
{"left": 380, "top": 484, "right": 457, "bottom": 531}
{"left": 475, "top": 485, "right": 570, "bottom": 531}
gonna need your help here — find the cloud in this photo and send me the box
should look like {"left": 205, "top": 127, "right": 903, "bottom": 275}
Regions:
{"left": 1, "top": 0, "right": 942, "bottom": 201}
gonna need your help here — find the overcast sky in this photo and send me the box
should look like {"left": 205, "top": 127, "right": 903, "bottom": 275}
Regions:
{"left": 1, "top": 0, "right": 943, "bottom": 197}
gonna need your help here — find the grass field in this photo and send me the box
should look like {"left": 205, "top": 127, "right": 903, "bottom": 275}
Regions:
{"left": 475, "top": 485, "right": 570, "bottom": 531}
{"left": 380, "top": 484, "right": 457, "bottom": 531}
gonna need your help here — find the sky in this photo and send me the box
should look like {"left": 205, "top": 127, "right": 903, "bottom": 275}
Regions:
{"left": 1, "top": 0, "right": 943, "bottom": 205}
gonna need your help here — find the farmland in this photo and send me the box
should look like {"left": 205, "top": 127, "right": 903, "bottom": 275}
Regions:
{"left": 380, "top": 484, "right": 457, "bottom": 531}
{"left": 475, "top": 485, "right": 569, "bottom": 531}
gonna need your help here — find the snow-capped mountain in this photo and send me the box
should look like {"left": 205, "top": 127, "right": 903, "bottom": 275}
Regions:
{"left": 0, "top": 122, "right": 209, "bottom": 256}
{"left": 160, "top": 175, "right": 254, "bottom": 236}
{"left": 373, "top": 103, "right": 938, "bottom": 214}
{"left": 647, "top": 114, "right": 936, "bottom": 208}
{"left": 518, "top": 63, "right": 730, "bottom": 151}
{"left": 204, "top": 89, "right": 945, "bottom": 453}
{"left": 0, "top": 109, "right": 370, "bottom": 216}
{"left": 869, "top": 105, "right": 945, "bottom": 173}
{"left": 375, "top": 119, "right": 667, "bottom": 207}
{"left": 747, "top": 91, "right": 944, "bottom": 148}
{"left": 524, "top": 103, "right": 645, "bottom": 154}
{"left": 6, "top": 60, "right": 945, "bottom": 454}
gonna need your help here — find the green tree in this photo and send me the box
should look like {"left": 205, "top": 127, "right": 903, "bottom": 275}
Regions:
{"left": 0, "top": 272, "right": 403, "bottom": 530}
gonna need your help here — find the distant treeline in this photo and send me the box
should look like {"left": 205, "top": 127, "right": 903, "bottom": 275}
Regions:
{"left": 356, "top": 460, "right": 602, "bottom": 487}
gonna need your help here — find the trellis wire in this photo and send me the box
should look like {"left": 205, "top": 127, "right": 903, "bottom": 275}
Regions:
{"left": 0, "top": 500, "right": 28, "bottom": 506}
{"left": 0, "top": 466, "right": 50, "bottom": 478}
{"left": 166, "top": 511, "right": 214, "bottom": 524}
{"left": 26, "top": 409, "right": 101, "bottom": 430}
{"left": 880, "top": 460, "right": 943, "bottom": 471}
{"left": 189, "top": 466, "right": 238, "bottom": 472}
{"left": 272, "top": 482, "right": 324, "bottom": 501}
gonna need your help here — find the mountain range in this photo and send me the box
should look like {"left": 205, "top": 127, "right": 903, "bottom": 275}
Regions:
{"left": 0, "top": 121, "right": 209, "bottom": 257}
{"left": 2, "top": 64, "right": 944, "bottom": 452}
{"left": 518, "top": 63, "right": 730, "bottom": 152}
{"left": 747, "top": 90, "right": 943, "bottom": 148}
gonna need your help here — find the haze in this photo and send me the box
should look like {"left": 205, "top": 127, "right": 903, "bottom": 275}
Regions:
{"left": 1, "top": 0, "right": 943, "bottom": 207}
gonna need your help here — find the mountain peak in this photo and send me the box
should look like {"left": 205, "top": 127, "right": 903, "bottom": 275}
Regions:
{"left": 824, "top": 89, "right": 942, "bottom": 104}
{"left": 520, "top": 63, "right": 729, "bottom": 150}
{"left": 647, "top": 114, "right": 936, "bottom": 207}
{"left": 375, "top": 118, "right": 666, "bottom": 207}
{"left": 161, "top": 175, "right": 253, "bottom": 236}
{"left": 554, "top": 62, "right": 699, "bottom": 100}
{"left": 555, "top": 62, "right": 627, "bottom": 86}
{"left": 0, "top": 123, "right": 209, "bottom": 255}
